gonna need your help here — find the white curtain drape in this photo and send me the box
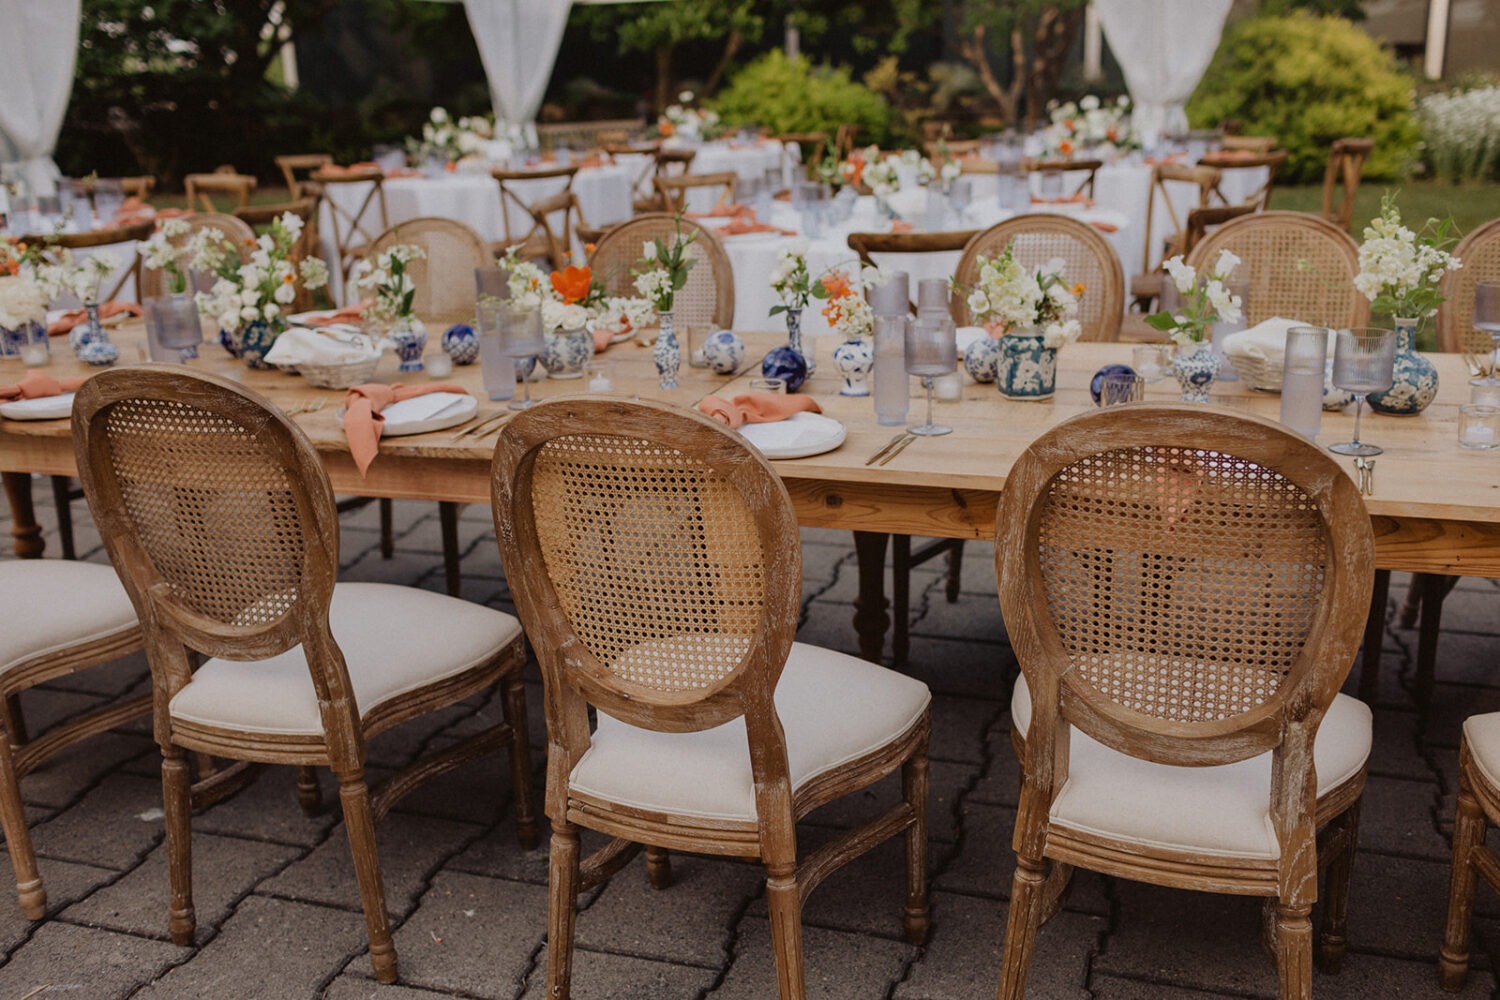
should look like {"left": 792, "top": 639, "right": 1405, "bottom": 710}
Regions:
{"left": 462, "top": 0, "right": 574, "bottom": 148}
{"left": 1094, "top": 0, "right": 1231, "bottom": 147}
{"left": 0, "top": 0, "right": 81, "bottom": 196}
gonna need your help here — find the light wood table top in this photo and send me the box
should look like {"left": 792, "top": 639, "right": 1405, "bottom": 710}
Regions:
{"left": 3, "top": 324, "right": 1498, "bottom": 576}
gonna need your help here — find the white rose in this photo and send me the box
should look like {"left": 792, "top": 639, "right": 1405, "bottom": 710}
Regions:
{"left": 274, "top": 282, "right": 296, "bottom": 305}
{"left": 263, "top": 303, "right": 280, "bottom": 319}
{"left": 431, "top": 107, "right": 448, "bottom": 123}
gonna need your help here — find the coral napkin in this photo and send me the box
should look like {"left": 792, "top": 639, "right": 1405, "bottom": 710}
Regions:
{"left": 111, "top": 197, "right": 157, "bottom": 227}
{"left": 687, "top": 203, "right": 754, "bottom": 220}
{"left": 47, "top": 302, "right": 143, "bottom": 337}
{"left": 301, "top": 304, "right": 367, "bottom": 327}
{"left": 0, "top": 372, "right": 88, "bottom": 402}
{"left": 720, "top": 218, "right": 797, "bottom": 237}
{"left": 890, "top": 220, "right": 914, "bottom": 233}
{"left": 696, "top": 392, "right": 822, "bottom": 430}
{"left": 1091, "top": 222, "right": 1119, "bottom": 233}
{"left": 1031, "top": 194, "right": 1096, "bottom": 208}
{"left": 344, "top": 383, "right": 470, "bottom": 477}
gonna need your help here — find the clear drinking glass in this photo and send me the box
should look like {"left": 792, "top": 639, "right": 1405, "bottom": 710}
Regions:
{"left": 1038, "top": 170, "right": 1063, "bottom": 200}
{"left": 1099, "top": 372, "right": 1145, "bottom": 406}
{"left": 504, "top": 304, "right": 545, "bottom": 410}
{"left": 1328, "top": 328, "right": 1396, "bottom": 457}
{"left": 1279, "top": 326, "right": 1329, "bottom": 439}
{"left": 905, "top": 316, "right": 956, "bottom": 436}
{"left": 92, "top": 179, "right": 124, "bottom": 225}
{"left": 949, "top": 178, "right": 973, "bottom": 222}
{"left": 476, "top": 299, "right": 514, "bottom": 401}
{"left": 475, "top": 266, "right": 508, "bottom": 302}
{"left": 1472, "top": 280, "right": 1500, "bottom": 387}
{"left": 748, "top": 377, "right": 786, "bottom": 395}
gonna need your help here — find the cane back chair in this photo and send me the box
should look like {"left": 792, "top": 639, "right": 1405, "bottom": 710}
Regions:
{"left": 72, "top": 367, "right": 537, "bottom": 984}
{"left": 491, "top": 397, "right": 931, "bottom": 1000}
{"left": 588, "top": 214, "right": 734, "bottom": 330}
{"left": 997, "top": 404, "right": 1374, "bottom": 1000}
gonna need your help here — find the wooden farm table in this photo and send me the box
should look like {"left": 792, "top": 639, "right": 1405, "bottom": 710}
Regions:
{"left": 4, "top": 326, "right": 1499, "bottom": 664}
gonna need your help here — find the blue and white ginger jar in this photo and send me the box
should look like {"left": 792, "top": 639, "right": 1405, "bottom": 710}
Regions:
{"left": 701, "top": 329, "right": 745, "bottom": 375}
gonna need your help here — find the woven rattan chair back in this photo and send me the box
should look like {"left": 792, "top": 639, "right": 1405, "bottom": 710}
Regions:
{"left": 73, "top": 368, "right": 339, "bottom": 664}
{"left": 138, "top": 214, "right": 255, "bottom": 300}
{"left": 492, "top": 397, "right": 799, "bottom": 737}
{"left": 655, "top": 171, "right": 737, "bottom": 213}
{"left": 1187, "top": 211, "right": 1367, "bottom": 329}
{"left": 1027, "top": 158, "right": 1103, "bottom": 199}
{"left": 368, "top": 217, "right": 489, "bottom": 328}
{"left": 1320, "top": 139, "right": 1374, "bottom": 232}
{"left": 1437, "top": 218, "right": 1500, "bottom": 355}
{"left": 276, "top": 153, "right": 334, "bottom": 200}
{"left": 1141, "top": 163, "right": 1221, "bottom": 276}
{"left": 998, "top": 404, "right": 1373, "bottom": 768}
{"left": 589, "top": 214, "right": 734, "bottom": 329}
{"left": 183, "top": 172, "right": 256, "bottom": 215}
{"left": 954, "top": 215, "right": 1124, "bottom": 340}
{"left": 1200, "top": 150, "right": 1287, "bottom": 212}
{"left": 493, "top": 165, "right": 579, "bottom": 271}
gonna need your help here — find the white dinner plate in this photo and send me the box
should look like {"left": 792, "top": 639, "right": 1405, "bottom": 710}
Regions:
{"left": 339, "top": 392, "right": 477, "bottom": 437}
{"left": 0, "top": 393, "right": 74, "bottom": 421}
{"left": 737, "top": 412, "right": 846, "bottom": 460}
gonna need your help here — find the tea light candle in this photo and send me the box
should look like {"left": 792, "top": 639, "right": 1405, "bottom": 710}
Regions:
{"left": 690, "top": 349, "right": 706, "bottom": 367}
{"left": 584, "top": 360, "right": 614, "bottom": 392}
{"left": 933, "top": 371, "right": 963, "bottom": 401}
{"left": 20, "top": 342, "right": 49, "bottom": 367}
{"left": 425, "top": 353, "right": 454, "bottom": 379}
{"left": 589, "top": 373, "right": 612, "bottom": 392}
{"left": 1459, "top": 403, "right": 1500, "bottom": 450}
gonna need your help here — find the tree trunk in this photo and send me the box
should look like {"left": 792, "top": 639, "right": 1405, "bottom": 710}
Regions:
{"left": 655, "top": 46, "right": 673, "bottom": 115}
{"left": 703, "top": 27, "right": 744, "bottom": 97}
{"left": 1025, "top": 6, "right": 1087, "bottom": 131}
{"left": 957, "top": 23, "right": 1019, "bottom": 127}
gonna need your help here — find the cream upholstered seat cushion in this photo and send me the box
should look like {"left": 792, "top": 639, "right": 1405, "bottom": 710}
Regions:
{"left": 169, "top": 583, "right": 521, "bottom": 736}
{"left": 570, "top": 642, "right": 931, "bottom": 823}
{"left": 1462, "top": 714, "right": 1500, "bottom": 791}
{"left": 1012, "top": 676, "right": 1371, "bottom": 860}
{"left": 0, "top": 560, "right": 139, "bottom": 673}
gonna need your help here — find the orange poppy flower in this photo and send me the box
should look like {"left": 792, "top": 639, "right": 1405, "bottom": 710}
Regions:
{"left": 550, "top": 265, "right": 593, "bottom": 305}
{"left": 821, "top": 273, "right": 852, "bottom": 300}
{"left": 1058, "top": 139, "right": 1074, "bottom": 158}
{"left": 659, "top": 122, "right": 676, "bottom": 137}
{"left": 1072, "top": 281, "right": 1087, "bottom": 297}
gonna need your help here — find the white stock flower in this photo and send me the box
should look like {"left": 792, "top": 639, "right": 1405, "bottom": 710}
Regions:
{"left": 1214, "top": 249, "right": 1241, "bottom": 279}
{"left": 1162, "top": 256, "right": 1197, "bottom": 295}
{"left": 642, "top": 241, "right": 656, "bottom": 261}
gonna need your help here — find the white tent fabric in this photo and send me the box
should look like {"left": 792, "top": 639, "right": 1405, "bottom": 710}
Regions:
{"left": 0, "top": 0, "right": 81, "bottom": 196}
{"left": 1094, "top": 0, "right": 1231, "bottom": 147}
{"left": 461, "top": 0, "right": 574, "bottom": 148}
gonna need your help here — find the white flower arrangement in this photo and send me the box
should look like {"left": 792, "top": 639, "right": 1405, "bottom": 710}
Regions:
{"left": 660, "top": 103, "right": 721, "bottom": 139}
{"left": 36, "top": 248, "right": 119, "bottom": 305}
{"left": 592, "top": 296, "right": 656, "bottom": 338}
{"left": 768, "top": 242, "right": 814, "bottom": 313}
{"left": 816, "top": 264, "right": 888, "bottom": 340}
{"left": 411, "top": 107, "right": 495, "bottom": 164}
{"left": 351, "top": 243, "right": 426, "bottom": 323}
{"left": 1147, "top": 250, "right": 1243, "bottom": 346}
{"left": 1353, "top": 193, "right": 1461, "bottom": 319}
{"left": 498, "top": 246, "right": 552, "bottom": 312}
{"left": 631, "top": 213, "right": 697, "bottom": 312}
{"left": 540, "top": 299, "right": 590, "bottom": 333}
{"left": 0, "top": 274, "right": 47, "bottom": 330}
{"left": 194, "top": 212, "right": 328, "bottom": 335}
{"left": 140, "top": 218, "right": 208, "bottom": 294}
{"left": 863, "top": 156, "right": 900, "bottom": 197}
{"left": 1043, "top": 94, "right": 1138, "bottom": 159}
{"left": 961, "top": 244, "right": 1084, "bottom": 349}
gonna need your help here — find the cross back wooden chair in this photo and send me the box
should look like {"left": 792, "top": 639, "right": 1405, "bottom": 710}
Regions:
{"left": 603, "top": 140, "right": 662, "bottom": 208}
{"left": 310, "top": 165, "right": 390, "bottom": 288}
{"left": 635, "top": 148, "right": 698, "bottom": 212}
{"left": 72, "top": 367, "right": 537, "bottom": 985}
{"left": 1320, "top": 139, "right": 1374, "bottom": 232}
{"left": 588, "top": 213, "right": 734, "bottom": 330}
{"left": 1222, "top": 135, "right": 1278, "bottom": 154}
{"left": 1186, "top": 211, "right": 1368, "bottom": 329}
{"left": 275, "top": 153, "right": 333, "bottom": 200}
{"left": 775, "top": 132, "right": 827, "bottom": 179}
{"left": 183, "top": 172, "right": 256, "bottom": 215}
{"left": 996, "top": 404, "right": 1375, "bottom": 1000}
{"left": 490, "top": 396, "right": 931, "bottom": 1000}
{"left": 118, "top": 176, "right": 156, "bottom": 201}
{"left": 1199, "top": 149, "right": 1288, "bottom": 213}
{"left": 1131, "top": 162, "right": 1223, "bottom": 309}
{"left": 955, "top": 215, "right": 1124, "bottom": 341}
{"left": 655, "top": 171, "right": 737, "bottom": 213}
{"left": 845, "top": 229, "right": 981, "bottom": 311}
{"left": 492, "top": 164, "right": 579, "bottom": 271}
{"left": 1026, "top": 158, "right": 1104, "bottom": 200}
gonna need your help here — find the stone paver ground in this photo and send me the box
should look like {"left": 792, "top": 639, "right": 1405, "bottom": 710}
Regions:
{"left": 2, "top": 483, "right": 1498, "bottom": 999}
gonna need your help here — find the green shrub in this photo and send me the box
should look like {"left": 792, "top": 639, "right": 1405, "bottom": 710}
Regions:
{"left": 711, "top": 50, "right": 894, "bottom": 147}
{"left": 1187, "top": 14, "right": 1418, "bottom": 183}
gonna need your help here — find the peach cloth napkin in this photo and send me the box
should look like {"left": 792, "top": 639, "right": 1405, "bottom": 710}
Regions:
{"left": 344, "top": 382, "right": 470, "bottom": 477}
{"left": 301, "top": 303, "right": 366, "bottom": 327}
{"left": 696, "top": 392, "right": 822, "bottom": 430}
{"left": 0, "top": 371, "right": 88, "bottom": 402}
{"left": 890, "top": 220, "right": 914, "bottom": 233}
{"left": 687, "top": 203, "right": 754, "bottom": 220}
{"left": 111, "top": 197, "right": 157, "bottom": 227}
{"left": 47, "top": 302, "right": 143, "bottom": 337}
{"left": 1031, "top": 194, "right": 1096, "bottom": 208}
{"left": 720, "top": 218, "right": 797, "bottom": 237}
{"left": 1091, "top": 221, "right": 1119, "bottom": 233}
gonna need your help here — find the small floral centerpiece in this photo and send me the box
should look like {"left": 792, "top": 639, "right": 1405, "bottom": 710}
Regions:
{"left": 408, "top": 107, "right": 496, "bottom": 166}
{"left": 35, "top": 246, "right": 122, "bottom": 363}
{"left": 1355, "top": 193, "right": 1462, "bottom": 415}
{"left": 658, "top": 93, "right": 721, "bottom": 142}
{"left": 0, "top": 241, "right": 48, "bottom": 361}
{"left": 351, "top": 243, "right": 427, "bottom": 372}
{"left": 1145, "top": 250, "right": 1243, "bottom": 402}
{"left": 195, "top": 211, "right": 329, "bottom": 368}
{"left": 1042, "top": 94, "right": 1139, "bottom": 160}
{"left": 498, "top": 246, "right": 550, "bottom": 312}
{"left": 863, "top": 155, "right": 901, "bottom": 198}
{"left": 960, "top": 243, "right": 1084, "bottom": 399}
{"left": 633, "top": 213, "right": 698, "bottom": 388}
{"left": 821, "top": 267, "right": 879, "bottom": 396}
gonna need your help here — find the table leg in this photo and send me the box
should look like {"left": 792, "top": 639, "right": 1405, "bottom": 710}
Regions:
{"left": 3, "top": 472, "right": 45, "bottom": 559}
{"left": 852, "top": 531, "right": 891, "bottom": 664}
{"left": 1358, "top": 569, "right": 1390, "bottom": 702}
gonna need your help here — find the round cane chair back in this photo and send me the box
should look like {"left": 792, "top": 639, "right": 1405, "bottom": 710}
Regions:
{"left": 588, "top": 214, "right": 734, "bottom": 330}
{"left": 1437, "top": 218, "right": 1500, "bottom": 355}
{"left": 368, "top": 217, "right": 489, "bottom": 328}
{"left": 138, "top": 214, "right": 256, "bottom": 300}
{"left": 955, "top": 215, "right": 1124, "bottom": 340}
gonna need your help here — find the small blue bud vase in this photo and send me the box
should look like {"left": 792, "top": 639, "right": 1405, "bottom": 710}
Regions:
{"left": 831, "top": 336, "right": 874, "bottom": 396}
{"left": 1171, "top": 342, "right": 1221, "bottom": 403}
{"left": 785, "top": 306, "right": 814, "bottom": 373}
{"left": 389, "top": 316, "right": 427, "bottom": 373}
{"left": 236, "top": 318, "right": 283, "bottom": 370}
{"left": 219, "top": 327, "right": 241, "bottom": 358}
{"left": 78, "top": 339, "right": 119, "bottom": 367}
{"left": 68, "top": 303, "right": 108, "bottom": 356}
{"left": 995, "top": 330, "right": 1058, "bottom": 400}
{"left": 1367, "top": 317, "right": 1437, "bottom": 415}
{"left": 701, "top": 329, "right": 745, "bottom": 374}
{"left": 0, "top": 319, "right": 45, "bottom": 360}
{"left": 541, "top": 324, "right": 594, "bottom": 379}
{"left": 761, "top": 345, "right": 809, "bottom": 392}
{"left": 963, "top": 335, "right": 1001, "bottom": 383}
{"left": 654, "top": 309, "right": 680, "bottom": 390}
{"left": 441, "top": 323, "right": 480, "bottom": 365}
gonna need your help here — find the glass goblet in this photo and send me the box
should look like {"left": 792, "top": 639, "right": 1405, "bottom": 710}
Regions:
{"left": 503, "top": 303, "right": 545, "bottom": 410}
{"left": 1328, "top": 327, "right": 1396, "bottom": 457}
{"left": 905, "top": 316, "right": 956, "bottom": 437}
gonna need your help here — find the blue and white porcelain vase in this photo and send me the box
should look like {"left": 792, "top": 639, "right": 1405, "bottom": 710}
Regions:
{"left": 1368, "top": 317, "right": 1437, "bottom": 416}
{"left": 761, "top": 344, "right": 809, "bottom": 393}
{"left": 389, "top": 316, "right": 427, "bottom": 373}
{"left": 0, "top": 319, "right": 45, "bottom": 360}
{"left": 68, "top": 302, "right": 108, "bottom": 356}
{"left": 541, "top": 324, "right": 593, "bottom": 379}
{"left": 996, "top": 330, "right": 1058, "bottom": 400}
{"left": 832, "top": 336, "right": 874, "bottom": 396}
{"left": 441, "top": 323, "right": 480, "bottom": 365}
{"left": 963, "top": 334, "right": 1002, "bottom": 384}
{"left": 785, "top": 306, "right": 815, "bottom": 373}
{"left": 1171, "top": 341, "right": 1221, "bottom": 403}
{"left": 701, "top": 328, "right": 745, "bottom": 374}
{"left": 654, "top": 309, "right": 681, "bottom": 390}
{"left": 237, "top": 319, "right": 282, "bottom": 370}
{"left": 78, "top": 339, "right": 119, "bottom": 367}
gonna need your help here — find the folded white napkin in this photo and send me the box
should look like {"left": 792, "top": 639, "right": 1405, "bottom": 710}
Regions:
{"left": 1221, "top": 318, "right": 1335, "bottom": 364}
{"left": 264, "top": 326, "right": 380, "bottom": 367}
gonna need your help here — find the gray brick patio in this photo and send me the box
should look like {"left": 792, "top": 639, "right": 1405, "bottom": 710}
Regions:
{"left": 2, "top": 479, "right": 1497, "bottom": 999}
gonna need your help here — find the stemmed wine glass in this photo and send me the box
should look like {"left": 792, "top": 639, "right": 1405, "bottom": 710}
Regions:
{"left": 905, "top": 315, "right": 956, "bottom": 436}
{"left": 1328, "top": 328, "right": 1396, "bottom": 457}
{"left": 949, "top": 178, "right": 973, "bottom": 223}
{"left": 504, "top": 304, "right": 545, "bottom": 410}
{"left": 1471, "top": 280, "right": 1500, "bottom": 387}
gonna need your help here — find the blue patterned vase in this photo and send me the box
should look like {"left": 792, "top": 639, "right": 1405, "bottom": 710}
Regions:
{"left": 78, "top": 339, "right": 119, "bottom": 367}
{"left": 785, "top": 306, "right": 815, "bottom": 373}
{"left": 702, "top": 329, "right": 745, "bottom": 374}
{"left": 237, "top": 319, "right": 283, "bottom": 370}
{"left": 542, "top": 324, "right": 594, "bottom": 379}
{"left": 996, "top": 330, "right": 1058, "bottom": 400}
{"left": 389, "top": 316, "right": 427, "bottom": 373}
{"left": 963, "top": 335, "right": 1002, "bottom": 383}
{"left": 68, "top": 302, "right": 108, "bottom": 356}
{"left": 1367, "top": 317, "right": 1437, "bottom": 415}
{"left": 0, "top": 320, "right": 45, "bottom": 360}
{"left": 442, "top": 323, "right": 480, "bottom": 365}
{"left": 654, "top": 310, "right": 681, "bottom": 389}
{"left": 1171, "top": 342, "right": 1222, "bottom": 403}
{"left": 832, "top": 337, "right": 874, "bottom": 396}
{"left": 761, "top": 345, "right": 809, "bottom": 392}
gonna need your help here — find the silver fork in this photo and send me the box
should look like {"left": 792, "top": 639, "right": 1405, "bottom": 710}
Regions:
{"left": 865, "top": 432, "right": 912, "bottom": 466}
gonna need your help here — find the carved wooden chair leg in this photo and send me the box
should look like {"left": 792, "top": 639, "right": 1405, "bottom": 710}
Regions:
{"left": 0, "top": 732, "right": 44, "bottom": 918}
{"left": 998, "top": 855, "right": 1048, "bottom": 1000}
{"left": 162, "top": 744, "right": 196, "bottom": 945}
{"left": 645, "top": 845, "right": 672, "bottom": 889}
{"left": 296, "top": 765, "right": 322, "bottom": 815}
{"left": 1316, "top": 799, "right": 1361, "bottom": 973}
{"left": 49, "top": 476, "right": 76, "bottom": 560}
{"left": 902, "top": 746, "right": 930, "bottom": 944}
{"left": 547, "top": 822, "right": 583, "bottom": 1000}
{"left": 338, "top": 767, "right": 397, "bottom": 983}
{"left": 1274, "top": 901, "right": 1314, "bottom": 1000}
{"left": 439, "top": 501, "right": 462, "bottom": 597}
{"left": 764, "top": 859, "right": 807, "bottom": 1000}
{"left": 1441, "top": 751, "right": 1487, "bottom": 991}
{"left": 499, "top": 672, "right": 538, "bottom": 849}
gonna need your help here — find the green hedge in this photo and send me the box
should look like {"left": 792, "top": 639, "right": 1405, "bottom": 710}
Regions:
{"left": 1187, "top": 14, "right": 1418, "bottom": 183}
{"left": 711, "top": 51, "right": 894, "bottom": 147}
